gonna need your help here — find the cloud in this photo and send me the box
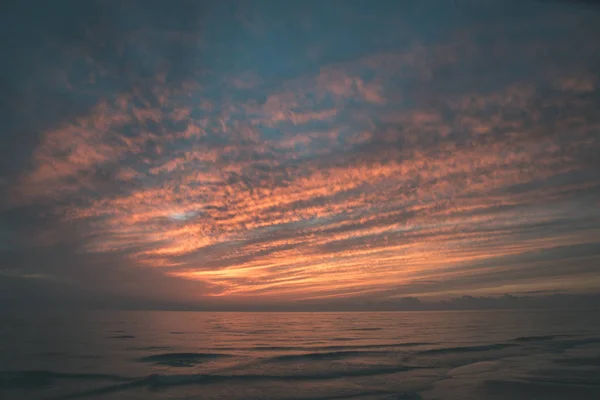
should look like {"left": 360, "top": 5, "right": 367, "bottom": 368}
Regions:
{"left": 2, "top": 1, "right": 600, "bottom": 309}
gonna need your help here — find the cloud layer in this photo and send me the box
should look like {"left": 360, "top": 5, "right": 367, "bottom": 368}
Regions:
{"left": 1, "top": 1, "right": 600, "bottom": 308}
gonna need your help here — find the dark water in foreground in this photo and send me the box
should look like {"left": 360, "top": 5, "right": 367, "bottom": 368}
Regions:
{"left": 1, "top": 310, "right": 599, "bottom": 400}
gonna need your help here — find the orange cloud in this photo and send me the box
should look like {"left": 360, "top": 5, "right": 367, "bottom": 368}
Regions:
{"left": 9, "top": 8, "right": 600, "bottom": 306}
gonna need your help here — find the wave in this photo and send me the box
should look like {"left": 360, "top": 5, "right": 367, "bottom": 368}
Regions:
{"left": 136, "top": 352, "right": 231, "bottom": 367}
{"left": 0, "top": 370, "right": 131, "bottom": 390}
{"left": 550, "top": 337, "right": 600, "bottom": 351}
{"left": 108, "top": 335, "right": 135, "bottom": 339}
{"left": 38, "top": 351, "right": 65, "bottom": 357}
{"left": 348, "top": 327, "right": 383, "bottom": 331}
{"left": 505, "top": 335, "right": 600, "bottom": 351}
{"left": 561, "top": 337, "right": 600, "bottom": 346}
{"left": 512, "top": 335, "right": 557, "bottom": 342}
{"left": 45, "top": 366, "right": 428, "bottom": 399}
{"left": 245, "top": 329, "right": 275, "bottom": 334}
{"left": 216, "top": 342, "right": 432, "bottom": 352}
{"left": 555, "top": 356, "right": 600, "bottom": 367}
{"left": 313, "top": 342, "right": 432, "bottom": 351}
{"left": 483, "top": 376, "right": 600, "bottom": 398}
{"left": 270, "top": 350, "right": 390, "bottom": 362}
{"left": 294, "top": 389, "right": 417, "bottom": 400}
{"left": 385, "top": 393, "right": 424, "bottom": 400}
{"left": 416, "top": 343, "right": 515, "bottom": 355}
{"left": 128, "top": 346, "right": 173, "bottom": 351}
{"left": 143, "top": 367, "right": 422, "bottom": 384}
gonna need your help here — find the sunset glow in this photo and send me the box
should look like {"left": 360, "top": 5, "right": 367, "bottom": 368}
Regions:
{"left": 2, "top": 1, "right": 600, "bottom": 309}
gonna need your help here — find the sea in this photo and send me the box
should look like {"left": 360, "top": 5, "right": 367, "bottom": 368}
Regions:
{"left": 1, "top": 309, "right": 599, "bottom": 400}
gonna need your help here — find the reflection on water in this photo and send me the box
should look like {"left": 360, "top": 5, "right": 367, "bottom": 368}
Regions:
{"left": 1, "top": 310, "right": 599, "bottom": 399}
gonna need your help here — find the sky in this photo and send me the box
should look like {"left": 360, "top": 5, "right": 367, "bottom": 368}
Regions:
{"left": 1, "top": 0, "right": 600, "bottom": 311}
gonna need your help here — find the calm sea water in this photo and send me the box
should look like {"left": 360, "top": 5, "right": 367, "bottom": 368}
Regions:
{"left": 1, "top": 310, "right": 599, "bottom": 400}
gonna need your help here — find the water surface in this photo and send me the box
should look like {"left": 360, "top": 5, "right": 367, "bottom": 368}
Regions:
{"left": 1, "top": 310, "right": 599, "bottom": 399}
